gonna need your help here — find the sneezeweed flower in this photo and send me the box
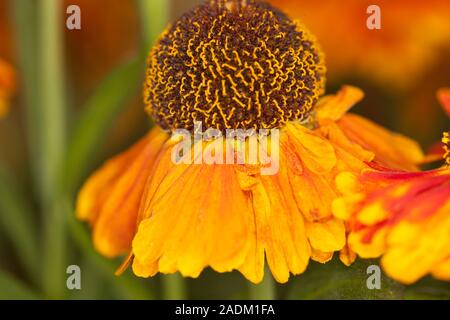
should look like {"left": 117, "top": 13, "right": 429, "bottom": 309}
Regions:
{"left": 77, "top": 0, "right": 423, "bottom": 283}
{"left": 270, "top": 0, "right": 450, "bottom": 89}
{"left": 332, "top": 89, "right": 450, "bottom": 284}
{"left": 0, "top": 59, "right": 15, "bottom": 118}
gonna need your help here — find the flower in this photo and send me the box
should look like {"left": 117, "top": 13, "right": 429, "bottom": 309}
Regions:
{"left": 332, "top": 88, "right": 450, "bottom": 284}
{"left": 269, "top": 0, "right": 450, "bottom": 89}
{"left": 0, "top": 58, "right": 15, "bottom": 118}
{"left": 77, "top": 0, "right": 423, "bottom": 283}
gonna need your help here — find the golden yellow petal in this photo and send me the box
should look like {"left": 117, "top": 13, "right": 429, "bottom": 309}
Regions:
{"left": 382, "top": 215, "right": 450, "bottom": 284}
{"left": 315, "top": 86, "right": 364, "bottom": 122}
{"left": 132, "top": 140, "right": 255, "bottom": 280}
{"left": 339, "top": 114, "right": 424, "bottom": 171}
{"left": 306, "top": 218, "right": 346, "bottom": 253}
{"left": 88, "top": 128, "right": 168, "bottom": 257}
{"left": 285, "top": 123, "right": 337, "bottom": 174}
{"left": 431, "top": 256, "right": 450, "bottom": 281}
{"left": 357, "top": 201, "right": 389, "bottom": 225}
{"left": 348, "top": 227, "right": 387, "bottom": 258}
{"left": 76, "top": 128, "right": 167, "bottom": 226}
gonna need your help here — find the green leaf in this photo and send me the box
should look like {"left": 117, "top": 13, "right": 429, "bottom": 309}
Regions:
{"left": 9, "top": 0, "right": 41, "bottom": 188}
{"left": 404, "top": 277, "right": 450, "bottom": 300}
{"left": 63, "top": 58, "right": 142, "bottom": 193}
{"left": 286, "top": 257, "right": 405, "bottom": 300}
{"left": 0, "top": 166, "right": 39, "bottom": 282}
{"left": 0, "top": 269, "right": 40, "bottom": 300}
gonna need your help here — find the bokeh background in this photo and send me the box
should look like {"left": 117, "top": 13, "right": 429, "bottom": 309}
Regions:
{"left": 0, "top": 0, "right": 449, "bottom": 299}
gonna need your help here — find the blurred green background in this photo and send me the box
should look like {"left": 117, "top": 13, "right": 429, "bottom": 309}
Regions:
{"left": 0, "top": 0, "right": 449, "bottom": 300}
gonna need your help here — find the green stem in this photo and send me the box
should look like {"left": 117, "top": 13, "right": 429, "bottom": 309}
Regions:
{"left": 162, "top": 274, "right": 187, "bottom": 300}
{"left": 136, "top": 0, "right": 169, "bottom": 51}
{"left": 38, "top": 0, "right": 67, "bottom": 299}
{"left": 248, "top": 271, "right": 276, "bottom": 300}
{"left": 9, "top": 0, "right": 41, "bottom": 186}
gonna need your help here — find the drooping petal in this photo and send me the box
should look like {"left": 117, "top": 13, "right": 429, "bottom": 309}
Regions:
{"left": 132, "top": 139, "right": 254, "bottom": 280}
{"left": 338, "top": 114, "right": 424, "bottom": 171}
{"left": 76, "top": 127, "right": 169, "bottom": 257}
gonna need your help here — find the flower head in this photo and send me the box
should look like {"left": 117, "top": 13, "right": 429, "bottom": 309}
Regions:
{"left": 333, "top": 89, "right": 450, "bottom": 284}
{"left": 77, "top": 0, "right": 424, "bottom": 283}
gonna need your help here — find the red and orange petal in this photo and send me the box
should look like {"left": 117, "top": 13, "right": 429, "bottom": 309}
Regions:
{"left": 0, "top": 59, "right": 15, "bottom": 118}
{"left": 270, "top": 0, "right": 450, "bottom": 88}
{"left": 76, "top": 128, "right": 169, "bottom": 257}
{"left": 334, "top": 168, "right": 450, "bottom": 284}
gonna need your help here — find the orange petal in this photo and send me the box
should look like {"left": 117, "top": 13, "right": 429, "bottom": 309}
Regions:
{"left": 339, "top": 243, "right": 356, "bottom": 266}
{"left": 77, "top": 127, "right": 168, "bottom": 258}
{"left": 249, "top": 178, "right": 311, "bottom": 283}
{"left": 431, "top": 256, "right": 450, "bottom": 281}
{"left": 338, "top": 114, "right": 424, "bottom": 171}
{"left": 315, "top": 86, "right": 364, "bottom": 122}
{"left": 306, "top": 218, "right": 346, "bottom": 253}
{"left": 310, "top": 249, "right": 334, "bottom": 264}
{"left": 285, "top": 123, "right": 336, "bottom": 174}
{"left": 133, "top": 140, "right": 254, "bottom": 280}
{"left": 437, "top": 88, "right": 450, "bottom": 118}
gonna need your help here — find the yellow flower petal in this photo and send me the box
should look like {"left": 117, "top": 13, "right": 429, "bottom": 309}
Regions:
{"left": 285, "top": 123, "right": 336, "bottom": 174}
{"left": 315, "top": 86, "right": 364, "bottom": 122}
{"left": 76, "top": 128, "right": 168, "bottom": 257}
{"left": 306, "top": 218, "right": 346, "bottom": 252}
{"left": 339, "top": 114, "right": 424, "bottom": 170}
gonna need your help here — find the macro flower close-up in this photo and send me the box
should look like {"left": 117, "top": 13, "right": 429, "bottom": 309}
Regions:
{"left": 0, "top": 0, "right": 449, "bottom": 304}
{"left": 77, "top": 1, "right": 424, "bottom": 285}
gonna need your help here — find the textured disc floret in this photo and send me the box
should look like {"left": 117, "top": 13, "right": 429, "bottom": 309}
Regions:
{"left": 144, "top": 0, "right": 326, "bottom": 132}
{"left": 443, "top": 131, "right": 450, "bottom": 166}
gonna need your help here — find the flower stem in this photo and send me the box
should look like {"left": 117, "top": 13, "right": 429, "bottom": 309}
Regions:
{"left": 162, "top": 274, "right": 187, "bottom": 300}
{"left": 9, "top": 0, "right": 41, "bottom": 186}
{"left": 38, "top": 0, "right": 67, "bottom": 299}
{"left": 136, "top": 0, "right": 169, "bottom": 51}
{"left": 248, "top": 272, "right": 276, "bottom": 300}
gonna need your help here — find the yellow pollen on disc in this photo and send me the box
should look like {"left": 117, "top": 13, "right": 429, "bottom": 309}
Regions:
{"left": 443, "top": 131, "right": 450, "bottom": 166}
{"left": 144, "top": 0, "right": 326, "bottom": 132}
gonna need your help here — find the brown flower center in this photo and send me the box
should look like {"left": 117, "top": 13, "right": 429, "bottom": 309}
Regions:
{"left": 144, "top": 0, "right": 326, "bottom": 132}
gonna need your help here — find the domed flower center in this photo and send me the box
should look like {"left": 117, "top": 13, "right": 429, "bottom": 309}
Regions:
{"left": 144, "top": 0, "right": 326, "bottom": 132}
